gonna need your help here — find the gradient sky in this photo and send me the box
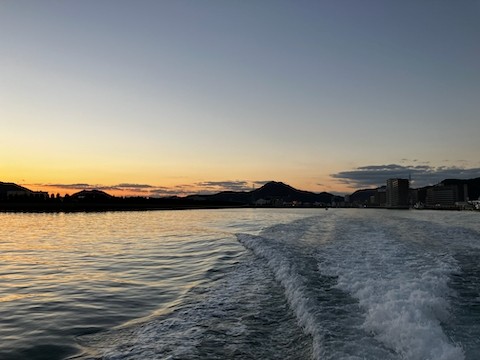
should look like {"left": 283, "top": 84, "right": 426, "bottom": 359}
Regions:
{"left": 1, "top": 0, "right": 479, "bottom": 196}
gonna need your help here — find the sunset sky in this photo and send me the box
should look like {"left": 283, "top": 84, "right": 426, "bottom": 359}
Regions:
{"left": 1, "top": 1, "right": 479, "bottom": 196}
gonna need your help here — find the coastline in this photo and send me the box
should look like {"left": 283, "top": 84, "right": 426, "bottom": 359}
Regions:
{"left": 1, "top": 202, "right": 477, "bottom": 213}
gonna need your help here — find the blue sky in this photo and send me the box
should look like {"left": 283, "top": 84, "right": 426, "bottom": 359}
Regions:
{"left": 1, "top": 0, "right": 479, "bottom": 195}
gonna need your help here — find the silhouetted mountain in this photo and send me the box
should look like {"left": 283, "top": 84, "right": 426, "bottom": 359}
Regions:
{"left": 0, "top": 182, "right": 33, "bottom": 194}
{"left": 253, "top": 181, "right": 303, "bottom": 198}
{"left": 252, "top": 181, "right": 339, "bottom": 203}
{"left": 0, "top": 181, "right": 47, "bottom": 201}
{"left": 71, "top": 189, "right": 113, "bottom": 200}
{"left": 204, "top": 190, "right": 251, "bottom": 204}
{"left": 202, "top": 181, "right": 342, "bottom": 205}
{"left": 348, "top": 188, "right": 377, "bottom": 204}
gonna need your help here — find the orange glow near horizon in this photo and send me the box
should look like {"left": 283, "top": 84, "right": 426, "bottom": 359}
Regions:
{"left": 19, "top": 176, "right": 354, "bottom": 198}
{"left": 24, "top": 185, "right": 140, "bottom": 198}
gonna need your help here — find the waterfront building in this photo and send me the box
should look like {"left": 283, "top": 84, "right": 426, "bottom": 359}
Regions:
{"left": 374, "top": 186, "right": 387, "bottom": 207}
{"left": 426, "top": 185, "right": 459, "bottom": 208}
{"left": 386, "top": 178, "right": 409, "bottom": 208}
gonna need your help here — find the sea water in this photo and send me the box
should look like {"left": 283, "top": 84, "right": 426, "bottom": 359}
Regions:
{"left": 0, "top": 209, "right": 479, "bottom": 359}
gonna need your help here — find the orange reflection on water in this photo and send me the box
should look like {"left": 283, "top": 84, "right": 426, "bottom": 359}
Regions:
{"left": 0, "top": 210, "right": 215, "bottom": 302}
{"left": 0, "top": 212, "right": 139, "bottom": 303}
{"left": 0, "top": 293, "right": 33, "bottom": 303}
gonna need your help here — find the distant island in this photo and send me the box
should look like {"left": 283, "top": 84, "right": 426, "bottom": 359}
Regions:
{"left": 1, "top": 178, "right": 479, "bottom": 212}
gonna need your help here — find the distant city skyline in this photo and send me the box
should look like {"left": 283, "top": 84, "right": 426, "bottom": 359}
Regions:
{"left": 1, "top": 1, "right": 479, "bottom": 196}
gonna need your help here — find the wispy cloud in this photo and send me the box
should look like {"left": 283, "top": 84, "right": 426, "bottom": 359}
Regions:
{"left": 193, "top": 180, "right": 256, "bottom": 194}
{"left": 331, "top": 164, "right": 480, "bottom": 189}
{"left": 116, "top": 183, "right": 154, "bottom": 189}
{"left": 45, "top": 183, "right": 93, "bottom": 189}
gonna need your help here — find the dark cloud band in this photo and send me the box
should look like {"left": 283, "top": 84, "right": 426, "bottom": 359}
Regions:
{"left": 331, "top": 164, "right": 480, "bottom": 189}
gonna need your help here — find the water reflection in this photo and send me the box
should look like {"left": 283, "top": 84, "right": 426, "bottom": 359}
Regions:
{"left": 0, "top": 209, "right": 317, "bottom": 359}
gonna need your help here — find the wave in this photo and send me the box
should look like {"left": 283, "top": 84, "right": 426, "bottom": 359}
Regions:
{"left": 238, "top": 213, "right": 467, "bottom": 360}
{"left": 316, "top": 216, "right": 464, "bottom": 360}
{"left": 237, "top": 232, "right": 326, "bottom": 359}
{"left": 74, "top": 249, "right": 307, "bottom": 360}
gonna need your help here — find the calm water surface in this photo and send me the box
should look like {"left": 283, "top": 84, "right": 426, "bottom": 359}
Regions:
{"left": 0, "top": 209, "right": 479, "bottom": 359}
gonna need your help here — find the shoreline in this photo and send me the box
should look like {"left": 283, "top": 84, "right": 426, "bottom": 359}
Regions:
{"left": 1, "top": 202, "right": 477, "bottom": 213}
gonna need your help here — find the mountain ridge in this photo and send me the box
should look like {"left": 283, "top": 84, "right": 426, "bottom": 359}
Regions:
{"left": 192, "top": 181, "right": 343, "bottom": 205}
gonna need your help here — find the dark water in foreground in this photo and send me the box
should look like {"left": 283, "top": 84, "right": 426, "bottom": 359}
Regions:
{"left": 1, "top": 209, "right": 479, "bottom": 359}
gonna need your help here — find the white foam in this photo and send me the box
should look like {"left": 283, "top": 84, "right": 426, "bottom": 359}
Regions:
{"left": 317, "top": 229, "right": 464, "bottom": 360}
